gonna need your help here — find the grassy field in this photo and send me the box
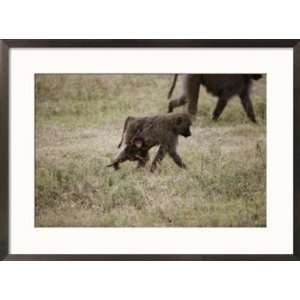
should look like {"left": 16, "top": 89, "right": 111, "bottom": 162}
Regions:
{"left": 35, "top": 74, "right": 266, "bottom": 227}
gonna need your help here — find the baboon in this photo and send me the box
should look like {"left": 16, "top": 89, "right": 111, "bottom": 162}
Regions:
{"left": 107, "top": 113, "right": 192, "bottom": 172}
{"left": 106, "top": 135, "right": 150, "bottom": 170}
{"left": 168, "top": 74, "right": 263, "bottom": 122}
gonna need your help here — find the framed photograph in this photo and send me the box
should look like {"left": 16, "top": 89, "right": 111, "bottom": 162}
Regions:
{"left": 0, "top": 39, "right": 299, "bottom": 260}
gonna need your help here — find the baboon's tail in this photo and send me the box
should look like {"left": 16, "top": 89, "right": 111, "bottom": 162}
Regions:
{"left": 250, "top": 74, "right": 263, "bottom": 80}
{"left": 117, "top": 116, "right": 134, "bottom": 148}
{"left": 167, "top": 74, "right": 178, "bottom": 99}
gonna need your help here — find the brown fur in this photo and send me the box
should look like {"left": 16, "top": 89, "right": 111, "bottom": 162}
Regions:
{"left": 168, "top": 74, "right": 263, "bottom": 122}
{"left": 107, "top": 113, "right": 192, "bottom": 171}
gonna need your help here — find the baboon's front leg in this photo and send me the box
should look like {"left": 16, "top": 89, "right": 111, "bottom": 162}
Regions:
{"left": 150, "top": 146, "right": 166, "bottom": 172}
{"left": 186, "top": 75, "right": 201, "bottom": 115}
{"left": 106, "top": 161, "right": 121, "bottom": 170}
{"left": 107, "top": 147, "right": 128, "bottom": 170}
{"left": 239, "top": 92, "right": 257, "bottom": 123}
{"left": 168, "top": 149, "right": 186, "bottom": 169}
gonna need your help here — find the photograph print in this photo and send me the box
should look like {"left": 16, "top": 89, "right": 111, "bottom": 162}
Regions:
{"left": 35, "top": 74, "right": 266, "bottom": 227}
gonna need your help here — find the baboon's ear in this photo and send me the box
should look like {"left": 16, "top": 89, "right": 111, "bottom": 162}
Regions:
{"left": 133, "top": 138, "right": 144, "bottom": 148}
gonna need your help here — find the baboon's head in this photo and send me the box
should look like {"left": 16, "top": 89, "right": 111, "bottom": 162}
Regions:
{"left": 173, "top": 114, "right": 192, "bottom": 138}
{"left": 130, "top": 137, "right": 145, "bottom": 150}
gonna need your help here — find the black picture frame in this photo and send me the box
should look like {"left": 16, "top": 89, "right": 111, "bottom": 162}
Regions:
{"left": 0, "top": 39, "right": 299, "bottom": 261}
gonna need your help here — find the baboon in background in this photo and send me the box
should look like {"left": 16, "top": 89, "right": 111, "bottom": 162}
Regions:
{"left": 168, "top": 74, "right": 263, "bottom": 122}
{"left": 107, "top": 113, "right": 192, "bottom": 172}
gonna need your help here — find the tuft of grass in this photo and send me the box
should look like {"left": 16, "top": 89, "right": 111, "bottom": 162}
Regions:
{"left": 35, "top": 75, "right": 266, "bottom": 227}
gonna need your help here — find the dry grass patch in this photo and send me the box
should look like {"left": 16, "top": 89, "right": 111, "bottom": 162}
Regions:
{"left": 35, "top": 75, "right": 266, "bottom": 227}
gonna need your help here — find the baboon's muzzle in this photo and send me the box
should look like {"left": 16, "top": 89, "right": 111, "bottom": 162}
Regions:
{"left": 183, "top": 129, "right": 191, "bottom": 137}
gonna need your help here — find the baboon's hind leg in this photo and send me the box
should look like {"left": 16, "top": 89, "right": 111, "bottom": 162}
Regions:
{"left": 107, "top": 147, "right": 128, "bottom": 170}
{"left": 106, "top": 161, "right": 120, "bottom": 170}
{"left": 239, "top": 91, "right": 257, "bottom": 123}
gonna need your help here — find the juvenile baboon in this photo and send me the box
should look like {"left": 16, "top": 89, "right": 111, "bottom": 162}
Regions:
{"left": 107, "top": 113, "right": 192, "bottom": 172}
{"left": 168, "top": 74, "right": 263, "bottom": 122}
{"left": 106, "top": 135, "right": 150, "bottom": 170}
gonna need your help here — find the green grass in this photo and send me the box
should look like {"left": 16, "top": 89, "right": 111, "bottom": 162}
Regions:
{"left": 35, "top": 74, "right": 266, "bottom": 227}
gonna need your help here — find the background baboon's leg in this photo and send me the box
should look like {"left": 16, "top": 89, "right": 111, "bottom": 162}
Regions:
{"left": 212, "top": 95, "right": 230, "bottom": 120}
{"left": 168, "top": 95, "right": 187, "bottom": 112}
{"left": 150, "top": 146, "right": 166, "bottom": 172}
{"left": 168, "top": 149, "right": 186, "bottom": 168}
{"left": 186, "top": 75, "right": 201, "bottom": 115}
{"left": 239, "top": 92, "right": 257, "bottom": 123}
